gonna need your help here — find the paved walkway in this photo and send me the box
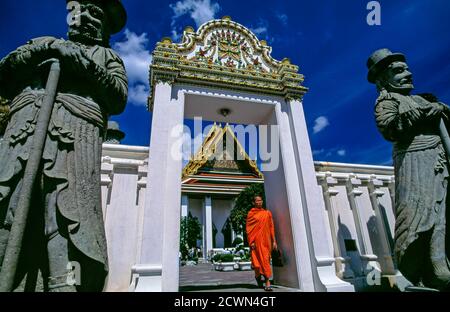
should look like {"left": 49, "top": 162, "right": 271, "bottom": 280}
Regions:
{"left": 179, "top": 263, "right": 299, "bottom": 292}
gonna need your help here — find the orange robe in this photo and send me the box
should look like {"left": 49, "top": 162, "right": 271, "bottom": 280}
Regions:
{"left": 246, "top": 207, "right": 275, "bottom": 278}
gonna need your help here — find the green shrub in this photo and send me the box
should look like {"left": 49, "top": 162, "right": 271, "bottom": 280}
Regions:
{"left": 240, "top": 250, "right": 250, "bottom": 261}
{"left": 230, "top": 184, "right": 266, "bottom": 242}
{"left": 232, "top": 236, "right": 243, "bottom": 247}
{"left": 220, "top": 254, "right": 235, "bottom": 262}
{"left": 180, "top": 213, "right": 202, "bottom": 260}
{"left": 212, "top": 253, "right": 221, "bottom": 262}
{"left": 213, "top": 253, "right": 235, "bottom": 262}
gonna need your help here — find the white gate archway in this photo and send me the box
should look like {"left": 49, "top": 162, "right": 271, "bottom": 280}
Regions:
{"left": 129, "top": 16, "right": 354, "bottom": 292}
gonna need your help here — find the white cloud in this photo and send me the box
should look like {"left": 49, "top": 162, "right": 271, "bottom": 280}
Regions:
{"left": 312, "top": 149, "right": 325, "bottom": 156}
{"left": 113, "top": 30, "right": 152, "bottom": 106}
{"left": 251, "top": 26, "right": 268, "bottom": 36}
{"left": 313, "top": 147, "right": 347, "bottom": 159}
{"left": 113, "top": 30, "right": 152, "bottom": 85}
{"left": 250, "top": 19, "right": 269, "bottom": 37}
{"left": 249, "top": 19, "right": 274, "bottom": 44}
{"left": 276, "top": 13, "right": 288, "bottom": 26}
{"left": 128, "top": 84, "right": 149, "bottom": 107}
{"left": 313, "top": 116, "right": 330, "bottom": 134}
{"left": 170, "top": 0, "right": 220, "bottom": 41}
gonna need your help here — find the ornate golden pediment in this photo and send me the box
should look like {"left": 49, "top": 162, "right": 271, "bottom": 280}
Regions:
{"left": 179, "top": 16, "right": 278, "bottom": 73}
{"left": 149, "top": 16, "right": 308, "bottom": 110}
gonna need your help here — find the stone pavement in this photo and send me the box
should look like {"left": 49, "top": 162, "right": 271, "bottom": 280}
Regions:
{"left": 179, "top": 263, "right": 299, "bottom": 292}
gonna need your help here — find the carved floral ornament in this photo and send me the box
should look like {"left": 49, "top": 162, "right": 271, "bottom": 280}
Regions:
{"left": 148, "top": 16, "right": 308, "bottom": 110}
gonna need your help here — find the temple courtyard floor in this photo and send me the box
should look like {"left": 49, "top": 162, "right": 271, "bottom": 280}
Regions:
{"left": 179, "top": 263, "right": 299, "bottom": 292}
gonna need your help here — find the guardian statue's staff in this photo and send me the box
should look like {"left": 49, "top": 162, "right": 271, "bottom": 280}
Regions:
{"left": 368, "top": 49, "right": 450, "bottom": 290}
{"left": 0, "top": 0, "right": 127, "bottom": 291}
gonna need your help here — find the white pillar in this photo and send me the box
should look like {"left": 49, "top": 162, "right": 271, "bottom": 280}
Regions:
{"left": 367, "top": 176, "right": 396, "bottom": 275}
{"left": 286, "top": 98, "right": 354, "bottom": 292}
{"left": 181, "top": 195, "right": 188, "bottom": 218}
{"left": 345, "top": 176, "right": 379, "bottom": 277}
{"left": 319, "top": 174, "right": 355, "bottom": 280}
{"left": 201, "top": 203, "right": 206, "bottom": 260}
{"left": 230, "top": 198, "right": 236, "bottom": 244}
{"left": 130, "top": 82, "right": 185, "bottom": 292}
{"left": 204, "top": 196, "right": 213, "bottom": 259}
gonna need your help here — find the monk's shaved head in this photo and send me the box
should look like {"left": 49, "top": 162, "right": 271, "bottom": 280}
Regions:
{"left": 253, "top": 195, "right": 264, "bottom": 208}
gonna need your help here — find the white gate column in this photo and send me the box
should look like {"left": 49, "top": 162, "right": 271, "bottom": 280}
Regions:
{"left": 130, "top": 82, "right": 185, "bottom": 292}
{"left": 287, "top": 98, "right": 355, "bottom": 292}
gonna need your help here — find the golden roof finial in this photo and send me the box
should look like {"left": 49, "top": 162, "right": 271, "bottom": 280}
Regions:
{"left": 161, "top": 37, "right": 173, "bottom": 44}
{"left": 184, "top": 26, "right": 195, "bottom": 33}
{"left": 281, "top": 57, "right": 291, "bottom": 65}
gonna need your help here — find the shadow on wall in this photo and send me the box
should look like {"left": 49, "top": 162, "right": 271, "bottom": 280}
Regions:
{"left": 367, "top": 216, "right": 383, "bottom": 260}
{"left": 337, "top": 216, "right": 363, "bottom": 280}
{"left": 367, "top": 208, "right": 394, "bottom": 268}
{"left": 378, "top": 203, "right": 394, "bottom": 251}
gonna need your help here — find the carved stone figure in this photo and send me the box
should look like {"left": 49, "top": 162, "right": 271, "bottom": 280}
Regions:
{"left": 368, "top": 48, "right": 450, "bottom": 290}
{"left": 0, "top": 0, "right": 127, "bottom": 291}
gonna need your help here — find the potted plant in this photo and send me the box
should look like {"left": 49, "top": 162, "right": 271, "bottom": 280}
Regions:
{"left": 237, "top": 248, "right": 252, "bottom": 271}
{"left": 213, "top": 253, "right": 236, "bottom": 271}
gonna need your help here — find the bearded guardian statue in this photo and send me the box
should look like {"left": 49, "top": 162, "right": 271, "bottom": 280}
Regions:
{"left": 0, "top": 0, "right": 128, "bottom": 291}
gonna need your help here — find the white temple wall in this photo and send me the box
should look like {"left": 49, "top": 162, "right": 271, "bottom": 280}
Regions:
{"left": 100, "top": 142, "right": 401, "bottom": 291}
{"left": 315, "top": 162, "right": 400, "bottom": 290}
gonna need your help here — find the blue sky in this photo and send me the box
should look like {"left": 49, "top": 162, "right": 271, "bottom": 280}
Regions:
{"left": 1, "top": 0, "right": 450, "bottom": 166}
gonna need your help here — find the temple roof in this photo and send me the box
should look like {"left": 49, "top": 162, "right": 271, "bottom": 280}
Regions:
{"left": 182, "top": 123, "right": 263, "bottom": 182}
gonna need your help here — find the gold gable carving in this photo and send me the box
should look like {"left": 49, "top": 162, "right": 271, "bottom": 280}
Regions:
{"left": 182, "top": 123, "right": 263, "bottom": 180}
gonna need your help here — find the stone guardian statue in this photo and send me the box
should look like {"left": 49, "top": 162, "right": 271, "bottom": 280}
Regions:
{"left": 368, "top": 48, "right": 450, "bottom": 291}
{"left": 0, "top": 0, "right": 128, "bottom": 291}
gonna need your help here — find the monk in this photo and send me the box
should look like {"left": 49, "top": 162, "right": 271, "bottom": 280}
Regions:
{"left": 246, "top": 195, "right": 277, "bottom": 291}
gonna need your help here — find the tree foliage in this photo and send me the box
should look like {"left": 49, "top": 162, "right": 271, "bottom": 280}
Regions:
{"left": 229, "top": 184, "right": 266, "bottom": 238}
{"left": 180, "top": 212, "right": 202, "bottom": 260}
